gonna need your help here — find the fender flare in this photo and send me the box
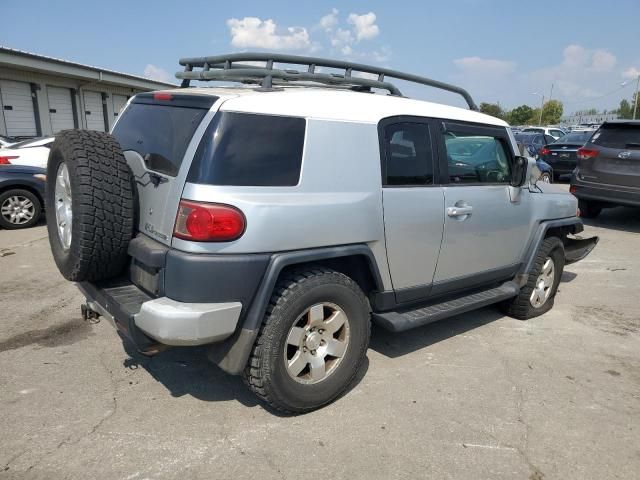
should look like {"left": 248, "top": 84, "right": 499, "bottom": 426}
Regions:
{"left": 208, "top": 244, "right": 384, "bottom": 375}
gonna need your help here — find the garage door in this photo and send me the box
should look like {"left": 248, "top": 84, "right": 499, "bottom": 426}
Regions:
{"left": 83, "top": 91, "right": 105, "bottom": 131}
{"left": 47, "top": 86, "right": 75, "bottom": 133}
{"left": 0, "top": 80, "right": 38, "bottom": 137}
{"left": 112, "top": 94, "right": 128, "bottom": 119}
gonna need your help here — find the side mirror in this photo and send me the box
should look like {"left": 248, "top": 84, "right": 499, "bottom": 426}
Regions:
{"left": 510, "top": 155, "right": 528, "bottom": 187}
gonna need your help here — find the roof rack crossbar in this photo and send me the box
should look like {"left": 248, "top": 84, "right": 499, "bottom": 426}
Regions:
{"left": 176, "top": 53, "right": 478, "bottom": 110}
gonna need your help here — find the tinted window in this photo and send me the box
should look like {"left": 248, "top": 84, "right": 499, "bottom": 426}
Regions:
{"left": 113, "top": 103, "right": 209, "bottom": 176}
{"left": 445, "top": 131, "right": 511, "bottom": 184}
{"left": 555, "top": 131, "right": 593, "bottom": 144}
{"left": 590, "top": 124, "right": 640, "bottom": 149}
{"left": 382, "top": 123, "right": 433, "bottom": 186}
{"left": 188, "top": 112, "right": 305, "bottom": 186}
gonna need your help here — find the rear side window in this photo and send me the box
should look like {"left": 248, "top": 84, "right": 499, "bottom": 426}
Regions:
{"left": 188, "top": 112, "right": 305, "bottom": 186}
{"left": 382, "top": 122, "right": 434, "bottom": 186}
{"left": 113, "top": 103, "right": 209, "bottom": 176}
{"left": 590, "top": 124, "right": 640, "bottom": 149}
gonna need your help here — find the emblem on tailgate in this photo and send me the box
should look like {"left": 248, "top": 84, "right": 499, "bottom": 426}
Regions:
{"left": 144, "top": 222, "right": 169, "bottom": 241}
{"left": 618, "top": 151, "right": 631, "bottom": 159}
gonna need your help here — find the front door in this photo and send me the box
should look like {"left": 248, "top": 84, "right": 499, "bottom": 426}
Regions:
{"left": 380, "top": 118, "right": 445, "bottom": 303}
{"left": 433, "top": 121, "right": 531, "bottom": 287}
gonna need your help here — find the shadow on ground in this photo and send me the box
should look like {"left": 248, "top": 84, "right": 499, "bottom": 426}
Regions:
{"left": 582, "top": 206, "right": 640, "bottom": 234}
{"left": 370, "top": 306, "right": 504, "bottom": 359}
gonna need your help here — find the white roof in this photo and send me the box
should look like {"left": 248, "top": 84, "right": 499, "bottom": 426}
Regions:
{"left": 161, "top": 86, "right": 507, "bottom": 126}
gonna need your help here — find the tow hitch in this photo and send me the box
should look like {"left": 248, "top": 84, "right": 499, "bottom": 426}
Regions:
{"left": 81, "top": 303, "right": 101, "bottom": 324}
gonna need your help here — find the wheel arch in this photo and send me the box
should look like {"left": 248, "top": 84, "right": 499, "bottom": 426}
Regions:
{"left": 208, "top": 244, "right": 384, "bottom": 375}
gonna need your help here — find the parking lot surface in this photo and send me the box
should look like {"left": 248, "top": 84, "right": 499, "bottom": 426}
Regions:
{"left": 1, "top": 202, "right": 639, "bottom": 479}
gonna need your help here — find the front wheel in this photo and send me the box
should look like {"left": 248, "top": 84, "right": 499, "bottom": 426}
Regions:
{"left": 244, "top": 267, "right": 370, "bottom": 413}
{"left": 500, "top": 237, "right": 565, "bottom": 320}
{"left": 0, "top": 189, "right": 42, "bottom": 229}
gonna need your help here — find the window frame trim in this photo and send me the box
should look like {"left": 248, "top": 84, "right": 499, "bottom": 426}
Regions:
{"left": 435, "top": 120, "right": 516, "bottom": 187}
{"left": 377, "top": 115, "right": 443, "bottom": 188}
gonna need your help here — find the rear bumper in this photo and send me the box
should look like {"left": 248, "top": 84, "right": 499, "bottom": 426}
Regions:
{"left": 571, "top": 179, "right": 640, "bottom": 207}
{"left": 78, "top": 278, "right": 242, "bottom": 348}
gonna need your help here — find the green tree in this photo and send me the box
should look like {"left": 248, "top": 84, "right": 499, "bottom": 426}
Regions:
{"left": 506, "top": 104, "right": 534, "bottom": 125}
{"left": 526, "top": 108, "right": 541, "bottom": 125}
{"left": 618, "top": 99, "right": 632, "bottom": 119}
{"left": 479, "top": 102, "right": 505, "bottom": 119}
{"left": 541, "top": 100, "right": 563, "bottom": 124}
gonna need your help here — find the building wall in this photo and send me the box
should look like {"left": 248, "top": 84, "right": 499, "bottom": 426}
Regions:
{"left": 560, "top": 114, "right": 620, "bottom": 125}
{"left": 0, "top": 67, "right": 152, "bottom": 137}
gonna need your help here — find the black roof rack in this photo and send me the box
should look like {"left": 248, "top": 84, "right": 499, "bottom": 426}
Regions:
{"left": 176, "top": 53, "right": 478, "bottom": 111}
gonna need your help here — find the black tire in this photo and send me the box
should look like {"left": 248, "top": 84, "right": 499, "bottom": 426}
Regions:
{"left": 45, "top": 130, "right": 135, "bottom": 282}
{"left": 540, "top": 172, "right": 552, "bottom": 183}
{"left": 500, "top": 237, "right": 565, "bottom": 320}
{"left": 244, "top": 267, "right": 370, "bottom": 414}
{"left": 578, "top": 199, "right": 602, "bottom": 219}
{"left": 0, "top": 188, "right": 42, "bottom": 229}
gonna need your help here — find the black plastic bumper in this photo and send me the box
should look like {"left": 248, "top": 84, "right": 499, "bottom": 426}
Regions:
{"left": 564, "top": 236, "right": 599, "bottom": 265}
{"left": 571, "top": 181, "right": 640, "bottom": 208}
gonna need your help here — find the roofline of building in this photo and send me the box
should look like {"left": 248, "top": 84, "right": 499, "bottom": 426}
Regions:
{"left": 0, "top": 46, "right": 176, "bottom": 91}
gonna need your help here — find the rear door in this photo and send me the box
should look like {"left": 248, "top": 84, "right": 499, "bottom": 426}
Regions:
{"left": 379, "top": 117, "right": 445, "bottom": 302}
{"left": 433, "top": 121, "right": 531, "bottom": 289}
{"left": 47, "top": 86, "right": 76, "bottom": 133}
{"left": 111, "top": 93, "right": 218, "bottom": 245}
{"left": 580, "top": 122, "right": 640, "bottom": 188}
{"left": 83, "top": 90, "right": 106, "bottom": 131}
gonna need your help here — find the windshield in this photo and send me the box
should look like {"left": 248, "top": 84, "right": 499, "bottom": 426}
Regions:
{"left": 590, "top": 123, "right": 640, "bottom": 149}
{"left": 554, "top": 131, "right": 593, "bottom": 144}
{"left": 112, "top": 103, "right": 209, "bottom": 176}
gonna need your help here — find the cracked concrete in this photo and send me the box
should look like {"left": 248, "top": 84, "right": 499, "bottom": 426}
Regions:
{"left": 1, "top": 201, "right": 639, "bottom": 479}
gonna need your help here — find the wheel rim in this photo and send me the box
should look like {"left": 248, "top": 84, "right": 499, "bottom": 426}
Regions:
{"left": 284, "top": 302, "right": 350, "bottom": 384}
{"left": 541, "top": 173, "right": 551, "bottom": 183}
{"left": 54, "top": 163, "right": 72, "bottom": 250}
{"left": 529, "top": 257, "right": 555, "bottom": 308}
{"left": 1, "top": 195, "right": 35, "bottom": 225}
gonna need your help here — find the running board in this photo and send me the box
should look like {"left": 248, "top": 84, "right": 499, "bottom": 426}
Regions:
{"left": 372, "top": 281, "right": 519, "bottom": 332}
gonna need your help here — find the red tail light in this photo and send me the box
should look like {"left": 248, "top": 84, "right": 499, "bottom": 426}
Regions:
{"left": 173, "top": 200, "right": 246, "bottom": 242}
{"left": 540, "top": 147, "right": 551, "bottom": 156}
{"left": 0, "top": 156, "right": 18, "bottom": 164}
{"left": 569, "top": 185, "right": 577, "bottom": 194}
{"left": 153, "top": 92, "right": 173, "bottom": 101}
{"left": 577, "top": 147, "right": 598, "bottom": 160}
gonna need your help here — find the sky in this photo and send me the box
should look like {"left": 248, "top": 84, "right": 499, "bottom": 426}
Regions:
{"left": 2, "top": 0, "right": 639, "bottom": 114}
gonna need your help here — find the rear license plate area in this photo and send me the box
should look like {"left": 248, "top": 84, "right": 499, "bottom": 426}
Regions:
{"left": 129, "top": 260, "right": 161, "bottom": 297}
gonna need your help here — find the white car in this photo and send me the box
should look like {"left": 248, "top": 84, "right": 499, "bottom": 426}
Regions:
{"left": 0, "top": 137, "right": 54, "bottom": 168}
{"left": 0, "top": 135, "right": 17, "bottom": 148}
{"left": 522, "top": 126, "right": 566, "bottom": 140}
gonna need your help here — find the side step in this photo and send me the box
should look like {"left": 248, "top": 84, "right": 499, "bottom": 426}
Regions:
{"left": 372, "top": 281, "right": 519, "bottom": 332}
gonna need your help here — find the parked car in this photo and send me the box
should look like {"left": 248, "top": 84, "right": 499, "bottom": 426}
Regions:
{"left": 0, "top": 137, "right": 54, "bottom": 168}
{"left": 0, "top": 165, "right": 46, "bottom": 229}
{"left": 571, "top": 120, "right": 640, "bottom": 217}
{"left": 522, "top": 127, "right": 566, "bottom": 140}
{"left": 539, "top": 130, "right": 596, "bottom": 180}
{"left": 43, "top": 53, "right": 597, "bottom": 413}
{"left": 0, "top": 135, "right": 17, "bottom": 148}
{"left": 515, "top": 132, "right": 557, "bottom": 158}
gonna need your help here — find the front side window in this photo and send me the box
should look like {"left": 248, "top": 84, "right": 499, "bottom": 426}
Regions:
{"left": 188, "top": 112, "right": 306, "bottom": 186}
{"left": 383, "top": 122, "right": 434, "bottom": 186}
{"left": 444, "top": 131, "right": 511, "bottom": 184}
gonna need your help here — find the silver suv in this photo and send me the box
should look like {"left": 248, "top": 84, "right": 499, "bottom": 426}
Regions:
{"left": 45, "top": 53, "right": 598, "bottom": 413}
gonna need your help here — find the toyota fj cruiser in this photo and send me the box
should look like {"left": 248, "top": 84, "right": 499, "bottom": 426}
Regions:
{"left": 46, "top": 53, "right": 598, "bottom": 413}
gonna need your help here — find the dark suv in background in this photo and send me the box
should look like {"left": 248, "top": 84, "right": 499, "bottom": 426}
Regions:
{"left": 540, "top": 129, "right": 596, "bottom": 180}
{"left": 571, "top": 120, "right": 640, "bottom": 218}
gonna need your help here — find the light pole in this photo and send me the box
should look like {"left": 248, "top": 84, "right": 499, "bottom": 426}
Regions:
{"left": 621, "top": 74, "right": 640, "bottom": 119}
{"left": 532, "top": 92, "right": 545, "bottom": 125}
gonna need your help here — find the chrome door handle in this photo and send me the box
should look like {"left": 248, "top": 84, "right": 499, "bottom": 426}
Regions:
{"left": 447, "top": 205, "right": 473, "bottom": 217}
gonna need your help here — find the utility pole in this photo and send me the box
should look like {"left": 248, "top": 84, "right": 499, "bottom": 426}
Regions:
{"left": 538, "top": 94, "right": 545, "bottom": 126}
{"left": 634, "top": 74, "right": 640, "bottom": 120}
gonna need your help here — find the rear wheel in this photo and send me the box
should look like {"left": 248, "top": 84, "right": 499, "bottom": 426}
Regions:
{"left": 540, "top": 172, "right": 552, "bottom": 183}
{"left": 244, "top": 267, "right": 370, "bottom": 413}
{"left": 0, "top": 189, "right": 42, "bottom": 229}
{"left": 578, "top": 199, "right": 602, "bottom": 219}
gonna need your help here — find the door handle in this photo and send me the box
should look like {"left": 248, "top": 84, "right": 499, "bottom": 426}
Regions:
{"left": 447, "top": 205, "right": 473, "bottom": 217}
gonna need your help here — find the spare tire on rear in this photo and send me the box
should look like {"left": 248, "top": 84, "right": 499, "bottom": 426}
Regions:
{"left": 46, "top": 130, "right": 135, "bottom": 282}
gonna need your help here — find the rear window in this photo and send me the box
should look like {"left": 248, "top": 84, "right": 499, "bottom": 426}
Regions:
{"left": 112, "top": 103, "right": 209, "bottom": 175}
{"left": 590, "top": 124, "right": 640, "bottom": 149}
{"left": 187, "top": 112, "right": 306, "bottom": 187}
{"left": 555, "top": 131, "right": 593, "bottom": 144}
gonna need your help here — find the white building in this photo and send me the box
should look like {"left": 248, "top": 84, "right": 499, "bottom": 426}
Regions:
{"left": 560, "top": 113, "right": 619, "bottom": 126}
{"left": 0, "top": 46, "right": 175, "bottom": 138}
